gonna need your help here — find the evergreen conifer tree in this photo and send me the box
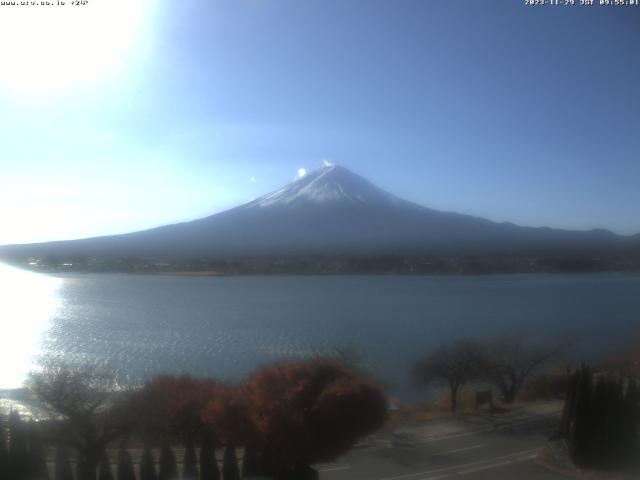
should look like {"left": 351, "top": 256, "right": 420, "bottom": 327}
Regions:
{"left": 199, "top": 436, "right": 219, "bottom": 480}
{"left": 590, "top": 377, "right": 607, "bottom": 463}
{"left": 27, "top": 419, "right": 50, "bottom": 480}
{"left": 139, "top": 444, "right": 157, "bottom": 480}
{"left": 624, "top": 377, "right": 640, "bottom": 452}
{"left": 97, "top": 450, "right": 114, "bottom": 480}
{"left": 8, "top": 411, "right": 30, "bottom": 480}
{"left": 158, "top": 441, "right": 178, "bottom": 480}
{"left": 54, "top": 446, "right": 74, "bottom": 480}
{"left": 116, "top": 445, "right": 135, "bottom": 480}
{"left": 222, "top": 445, "right": 240, "bottom": 480}
{"left": 562, "top": 365, "right": 640, "bottom": 468}
{"left": 607, "top": 377, "right": 626, "bottom": 465}
{"left": 183, "top": 438, "right": 198, "bottom": 480}
{"left": 0, "top": 417, "right": 9, "bottom": 480}
{"left": 559, "top": 369, "right": 577, "bottom": 439}
{"left": 241, "top": 446, "right": 261, "bottom": 478}
{"left": 569, "top": 364, "right": 593, "bottom": 466}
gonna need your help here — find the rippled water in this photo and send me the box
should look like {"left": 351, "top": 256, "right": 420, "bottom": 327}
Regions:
{"left": 0, "top": 263, "right": 61, "bottom": 388}
{"left": 2, "top": 266, "right": 639, "bottom": 398}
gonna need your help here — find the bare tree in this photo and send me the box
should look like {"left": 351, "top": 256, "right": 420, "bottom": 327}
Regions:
{"left": 413, "top": 341, "right": 487, "bottom": 412}
{"left": 27, "top": 360, "right": 133, "bottom": 480}
{"left": 483, "top": 335, "right": 564, "bottom": 403}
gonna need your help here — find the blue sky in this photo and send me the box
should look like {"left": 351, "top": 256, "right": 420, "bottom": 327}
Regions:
{"left": 1, "top": 0, "right": 639, "bottom": 244}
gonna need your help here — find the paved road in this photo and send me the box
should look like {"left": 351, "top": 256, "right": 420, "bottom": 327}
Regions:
{"left": 317, "top": 402, "right": 569, "bottom": 480}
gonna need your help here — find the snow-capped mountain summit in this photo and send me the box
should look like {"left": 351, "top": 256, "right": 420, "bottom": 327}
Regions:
{"left": 0, "top": 165, "right": 635, "bottom": 261}
{"left": 247, "top": 164, "right": 402, "bottom": 208}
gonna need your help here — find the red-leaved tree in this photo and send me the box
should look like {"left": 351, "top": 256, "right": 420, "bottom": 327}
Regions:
{"left": 240, "top": 359, "right": 387, "bottom": 471}
{"left": 130, "top": 374, "right": 218, "bottom": 441}
{"left": 200, "top": 384, "right": 253, "bottom": 446}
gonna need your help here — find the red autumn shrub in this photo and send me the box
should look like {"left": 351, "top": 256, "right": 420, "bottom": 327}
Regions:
{"left": 242, "top": 358, "right": 387, "bottom": 467}
{"left": 201, "top": 383, "right": 253, "bottom": 445}
{"left": 133, "top": 374, "right": 218, "bottom": 438}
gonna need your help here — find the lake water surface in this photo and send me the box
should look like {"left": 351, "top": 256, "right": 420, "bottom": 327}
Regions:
{"left": 2, "top": 264, "right": 639, "bottom": 399}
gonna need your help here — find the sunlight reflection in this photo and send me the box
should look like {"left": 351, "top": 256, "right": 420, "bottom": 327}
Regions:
{"left": 0, "top": 263, "right": 62, "bottom": 388}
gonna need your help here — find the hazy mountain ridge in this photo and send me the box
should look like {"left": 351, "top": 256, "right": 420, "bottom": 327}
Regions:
{"left": 1, "top": 165, "right": 638, "bottom": 266}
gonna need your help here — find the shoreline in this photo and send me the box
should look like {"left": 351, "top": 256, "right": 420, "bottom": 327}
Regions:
{"left": 3, "top": 250, "right": 640, "bottom": 277}
{"left": 5, "top": 265, "right": 640, "bottom": 278}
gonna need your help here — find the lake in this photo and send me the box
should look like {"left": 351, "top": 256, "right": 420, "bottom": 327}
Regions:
{"left": 1, "top": 263, "right": 639, "bottom": 399}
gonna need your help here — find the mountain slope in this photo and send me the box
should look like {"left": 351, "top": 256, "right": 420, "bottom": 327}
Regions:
{"left": 0, "top": 165, "right": 637, "bottom": 260}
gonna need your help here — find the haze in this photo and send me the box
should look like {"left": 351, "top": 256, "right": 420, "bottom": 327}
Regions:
{"left": 1, "top": 0, "right": 639, "bottom": 245}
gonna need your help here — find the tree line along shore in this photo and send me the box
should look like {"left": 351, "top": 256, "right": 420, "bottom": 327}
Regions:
{"left": 6, "top": 251, "right": 640, "bottom": 275}
{"left": 1, "top": 336, "right": 639, "bottom": 479}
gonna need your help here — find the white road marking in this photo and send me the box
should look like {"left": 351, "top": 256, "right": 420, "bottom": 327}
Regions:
{"left": 377, "top": 447, "right": 541, "bottom": 480}
{"left": 317, "top": 465, "right": 352, "bottom": 472}
{"left": 415, "top": 412, "right": 559, "bottom": 444}
{"left": 457, "top": 459, "right": 513, "bottom": 475}
{"left": 430, "top": 443, "right": 488, "bottom": 456}
{"left": 418, "top": 429, "right": 489, "bottom": 444}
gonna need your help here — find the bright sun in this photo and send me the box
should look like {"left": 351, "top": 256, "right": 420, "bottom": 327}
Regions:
{"left": 0, "top": 0, "right": 148, "bottom": 96}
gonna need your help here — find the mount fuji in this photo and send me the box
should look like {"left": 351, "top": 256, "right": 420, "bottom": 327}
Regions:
{"left": 1, "top": 165, "right": 637, "bottom": 263}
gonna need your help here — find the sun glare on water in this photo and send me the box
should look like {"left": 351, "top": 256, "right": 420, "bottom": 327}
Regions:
{"left": 0, "top": 263, "right": 62, "bottom": 389}
{"left": 0, "top": 0, "right": 149, "bottom": 96}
